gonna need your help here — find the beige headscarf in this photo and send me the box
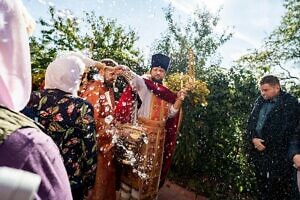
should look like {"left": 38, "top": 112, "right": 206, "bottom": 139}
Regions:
{"left": 0, "top": 0, "right": 36, "bottom": 111}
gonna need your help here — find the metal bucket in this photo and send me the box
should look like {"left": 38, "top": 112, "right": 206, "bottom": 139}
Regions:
{"left": 115, "top": 124, "right": 147, "bottom": 166}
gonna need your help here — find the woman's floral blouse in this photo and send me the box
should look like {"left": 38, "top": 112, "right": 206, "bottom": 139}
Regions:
{"left": 26, "top": 89, "right": 97, "bottom": 192}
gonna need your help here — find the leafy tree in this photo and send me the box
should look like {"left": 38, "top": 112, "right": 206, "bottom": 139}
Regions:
{"left": 169, "top": 66, "right": 258, "bottom": 199}
{"left": 269, "top": 0, "right": 300, "bottom": 63}
{"left": 30, "top": 7, "right": 83, "bottom": 71}
{"left": 238, "top": 0, "right": 300, "bottom": 83}
{"left": 155, "top": 5, "right": 260, "bottom": 199}
{"left": 153, "top": 4, "right": 232, "bottom": 175}
{"left": 30, "top": 6, "right": 145, "bottom": 90}
{"left": 153, "top": 6, "right": 232, "bottom": 74}
{"left": 204, "top": 68, "right": 257, "bottom": 198}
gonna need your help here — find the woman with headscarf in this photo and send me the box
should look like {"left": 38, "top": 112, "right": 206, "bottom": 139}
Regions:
{"left": 0, "top": 0, "right": 72, "bottom": 199}
{"left": 25, "top": 51, "right": 103, "bottom": 200}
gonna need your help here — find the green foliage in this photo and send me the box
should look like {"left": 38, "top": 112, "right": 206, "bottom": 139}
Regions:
{"left": 30, "top": 6, "right": 145, "bottom": 90}
{"left": 30, "top": 7, "right": 83, "bottom": 71}
{"left": 238, "top": 0, "right": 300, "bottom": 89}
{"left": 152, "top": 5, "right": 232, "bottom": 74}
{"left": 28, "top": 2, "right": 299, "bottom": 199}
{"left": 165, "top": 73, "right": 210, "bottom": 106}
{"left": 154, "top": 5, "right": 260, "bottom": 198}
{"left": 84, "top": 12, "right": 145, "bottom": 73}
{"left": 172, "top": 67, "right": 258, "bottom": 199}
{"left": 272, "top": 0, "right": 300, "bottom": 62}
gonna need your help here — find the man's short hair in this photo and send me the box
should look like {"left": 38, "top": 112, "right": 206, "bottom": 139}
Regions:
{"left": 100, "top": 58, "right": 118, "bottom": 67}
{"left": 259, "top": 75, "right": 280, "bottom": 86}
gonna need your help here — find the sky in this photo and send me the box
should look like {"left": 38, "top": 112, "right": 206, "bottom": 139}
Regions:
{"left": 23, "top": 0, "right": 286, "bottom": 68}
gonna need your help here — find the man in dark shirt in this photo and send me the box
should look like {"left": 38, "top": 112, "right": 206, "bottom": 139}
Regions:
{"left": 246, "top": 75, "right": 299, "bottom": 199}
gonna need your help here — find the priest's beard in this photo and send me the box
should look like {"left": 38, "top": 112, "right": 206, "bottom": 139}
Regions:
{"left": 151, "top": 77, "right": 163, "bottom": 84}
{"left": 104, "top": 79, "right": 114, "bottom": 88}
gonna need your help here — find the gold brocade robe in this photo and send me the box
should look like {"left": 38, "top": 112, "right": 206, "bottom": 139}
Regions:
{"left": 80, "top": 80, "right": 116, "bottom": 200}
{"left": 121, "top": 94, "right": 170, "bottom": 200}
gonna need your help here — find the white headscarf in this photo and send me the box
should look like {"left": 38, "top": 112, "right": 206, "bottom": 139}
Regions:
{"left": 44, "top": 51, "right": 98, "bottom": 95}
{"left": 44, "top": 55, "right": 86, "bottom": 96}
{"left": 0, "top": 0, "right": 35, "bottom": 111}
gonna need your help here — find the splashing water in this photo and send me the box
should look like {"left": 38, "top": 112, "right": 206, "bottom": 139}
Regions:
{"left": 132, "top": 169, "right": 148, "bottom": 180}
{"left": 143, "top": 135, "right": 148, "bottom": 144}
{"left": 104, "top": 106, "right": 110, "bottom": 112}
{"left": 116, "top": 140, "right": 137, "bottom": 165}
{"left": 56, "top": 9, "right": 76, "bottom": 21}
{"left": 37, "top": 0, "right": 47, "bottom": 5}
{"left": 111, "top": 133, "right": 119, "bottom": 145}
{"left": 104, "top": 115, "right": 114, "bottom": 124}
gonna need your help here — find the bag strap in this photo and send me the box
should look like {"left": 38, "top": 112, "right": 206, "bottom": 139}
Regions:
{"left": 0, "top": 105, "right": 41, "bottom": 143}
